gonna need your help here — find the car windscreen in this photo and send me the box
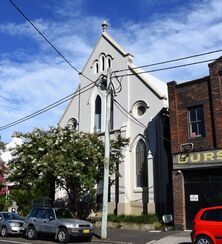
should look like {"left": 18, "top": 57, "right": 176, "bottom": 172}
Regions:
{"left": 55, "top": 209, "right": 74, "bottom": 219}
{"left": 2, "top": 213, "right": 24, "bottom": 220}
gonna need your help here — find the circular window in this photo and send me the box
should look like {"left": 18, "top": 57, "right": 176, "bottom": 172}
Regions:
{"left": 133, "top": 101, "right": 148, "bottom": 117}
{"left": 137, "top": 104, "right": 147, "bottom": 116}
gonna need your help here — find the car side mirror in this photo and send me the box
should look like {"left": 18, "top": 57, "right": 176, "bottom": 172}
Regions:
{"left": 49, "top": 216, "right": 54, "bottom": 221}
{"left": 0, "top": 217, "right": 2, "bottom": 220}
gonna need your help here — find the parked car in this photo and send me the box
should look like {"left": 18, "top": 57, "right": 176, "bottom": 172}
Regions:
{"left": 24, "top": 207, "right": 94, "bottom": 243}
{"left": 0, "top": 212, "right": 25, "bottom": 237}
{"left": 191, "top": 206, "right": 222, "bottom": 244}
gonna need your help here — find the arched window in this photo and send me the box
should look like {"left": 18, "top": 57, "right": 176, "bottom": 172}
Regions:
{"left": 108, "top": 57, "right": 111, "bottom": 68}
{"left": 110, "top": 95, "right": 114, "bottom": 130}
{"left": 95, "top": 95, "right": 102, "bottom": 132}
{"left": 136, "top": 140, "right": 148, "bottom": 188}
{"left": 102, "top": 56, "right": 105, "bottom": 71}
{"left": 67, "top": 118, "right": 78, "bottom": 130}
{"left": 96, "top": 62, "right": 99, "bottom": 73}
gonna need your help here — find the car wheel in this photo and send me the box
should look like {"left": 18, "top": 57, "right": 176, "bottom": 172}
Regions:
{"left": 83, "top": 236, "right": 92, "bottom": 242}
{"left": 57, "top": 228, "right": 70, "bottom": 243}
{"left": 26, "top": 225, "right": 37, "bottom": 240}
{"left": 195, "top": 235, "right": 213, "bottom": 244}
{"left": 1, "top": 226, "right": 8, "bottom": 237}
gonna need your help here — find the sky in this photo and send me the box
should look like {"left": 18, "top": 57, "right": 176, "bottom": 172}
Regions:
{"left": 0, "top": 0, "right": 222, "bottom": 143}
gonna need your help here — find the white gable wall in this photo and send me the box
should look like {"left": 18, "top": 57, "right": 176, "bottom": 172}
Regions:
{"left": 59, "top": 27, "right": 171, "bottom": 216}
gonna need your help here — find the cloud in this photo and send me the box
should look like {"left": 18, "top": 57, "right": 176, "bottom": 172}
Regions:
{"left": 0, "top": 0, "right": 222, "bottom": 142}
{"left": 109, "top": 0, "right": 222, "bottom": 81}
{"left": 0, "top": 56, "right": 78, "bottom": 141}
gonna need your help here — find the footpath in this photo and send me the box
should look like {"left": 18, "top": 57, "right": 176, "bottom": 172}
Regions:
{"left": 149, "top": 231, "right": 191, "bottom": 244}
{"left": 92, "top": 227, "right": 192, "bottom": 244}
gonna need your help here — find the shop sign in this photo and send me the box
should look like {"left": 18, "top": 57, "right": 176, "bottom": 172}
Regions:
{"left": 173, "top": 149, "right": 222, "bottom": 165}
{"left": 190, "top": 195, "right": 199, "bottom": 202}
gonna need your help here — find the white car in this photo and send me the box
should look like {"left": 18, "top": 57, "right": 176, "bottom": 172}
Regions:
{"left": 0, "top": 212, "right": 25, "bottom": 237}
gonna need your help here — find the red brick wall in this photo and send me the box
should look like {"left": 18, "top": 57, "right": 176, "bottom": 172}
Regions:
{"left": 168, "top": 78, "right": 215, "bottom": 154}
{"left": 208, "top": 58, "right": 222, "bottom": 148}
{"left": 168, "top": 57, "right": 222, "bottom": 230}
{"left": 172, "top": 170, "right": 186, "bottom": 230}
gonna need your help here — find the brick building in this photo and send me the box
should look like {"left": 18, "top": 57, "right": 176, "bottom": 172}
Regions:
{"left": 167, "top": 56, "right": 222, "bottom": 229}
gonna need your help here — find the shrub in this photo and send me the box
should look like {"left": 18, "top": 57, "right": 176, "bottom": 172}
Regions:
{"left": 108, "top": 214, "right": 159, "bottom": 224}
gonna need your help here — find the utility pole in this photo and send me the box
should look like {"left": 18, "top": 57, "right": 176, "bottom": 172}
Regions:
{"left": 101, "top": 68, "right": 112, "bottom": 239}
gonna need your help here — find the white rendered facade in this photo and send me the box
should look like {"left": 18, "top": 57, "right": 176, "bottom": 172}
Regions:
{"left": 59, "top": 23, "right": 171, "bottom": 215}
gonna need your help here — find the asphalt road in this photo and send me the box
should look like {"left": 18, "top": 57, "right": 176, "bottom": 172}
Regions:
{"left": 0, "top": 228, "right": 183, "bottom": 244}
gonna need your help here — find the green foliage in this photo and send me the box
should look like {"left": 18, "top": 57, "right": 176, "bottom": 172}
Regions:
{"left": 0, "top": 140, "right": 5, "bottom": 151}
{"left": 0, "top": 196, "right": 10, "bottom": 211}
{"left": 108, "top": 214, "right": 159, "bottom": 224}
{"left": 8, "top": 126, "right": 128, "bottom": 214}
{"left": 8, "top": 188, "right": 49, "bottom": 216}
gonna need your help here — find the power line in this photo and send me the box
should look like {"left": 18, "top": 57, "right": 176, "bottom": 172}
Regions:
{"left": 112, "top": 58, "right": 216, "bottom": 78}
{"left": 113, "top": 99, "right": 146, "bottom": 129}
{"left": 1, "top": 0, "right": 102, "bottom": 131}
{"left": 114, "top": 50, "right": 222, "bottom": 74}
{"left": 6, "top": 0, "right": 221, "bottom": 134}
{"left": 0, "top": 82, "right": 96, "bottom": 131}
{"left": 10, "top": 0, "right": 222, "bottom": 82}
{"left": 113, "top": 99, "right": 171, "bottom": 143}
{"left": 8, "top": 0, "right": 94, "bottom": 85}
{"left": 1, "top": 56, "right": 216, "bottom": 131}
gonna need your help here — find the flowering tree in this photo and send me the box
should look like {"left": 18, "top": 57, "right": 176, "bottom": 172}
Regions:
{"left": 8, "top": 126, "right": 128, "bottom": 214}
{"left": 0, "top": 140, "right": 7, "bottom": 210}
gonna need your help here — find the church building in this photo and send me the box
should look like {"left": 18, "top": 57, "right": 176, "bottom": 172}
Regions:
{"left": 59, "top": 22, "right": 172, "bottom": 216}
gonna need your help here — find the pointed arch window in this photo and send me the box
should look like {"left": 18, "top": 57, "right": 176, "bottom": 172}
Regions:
{"left": 136, "top": 140, "right": 148, "bottom": 188}
{"left": 108, "top": 57, "right": 111, "bottom": 68}
{"left": 102, "top": 56, "right": 105, "bottom": 71}
{"left": 110, "top": 95, "right": 114, "bottom": 130}
{"left": 95, "top": 95, "right": 102, "bottom": 132}
{"left": 96, "top": 62, "right": 99, "bottom": 73}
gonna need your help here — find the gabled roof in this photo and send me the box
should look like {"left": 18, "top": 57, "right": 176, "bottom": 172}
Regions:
{"left": 102, "top": 32, "right": 133, "bottom": 58}
{"left": 81, "top": 31, "right": 134, "bottom": 74}
{"left": 81, "top": 26, "right": 167, "bottom": 100}
{"left": 128, "top": 63, "right": 168, "bottom": 100}
{"left": 60, "top": 24, "right": 168, "bottom": 124}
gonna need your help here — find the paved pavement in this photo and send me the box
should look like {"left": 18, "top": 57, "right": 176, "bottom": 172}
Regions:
{"left": 150, "top": 231, "right": 192, "bottom": 244}
{"left": 92, "top": 228, "right": 192, "bottom": 244}
{"left": 0, "top": 229, "right": 192, "bottom": 244}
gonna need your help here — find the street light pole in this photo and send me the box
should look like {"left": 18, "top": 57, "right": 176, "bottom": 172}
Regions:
{"left": 101, "top": 68, "right": 112, "bottom": 239}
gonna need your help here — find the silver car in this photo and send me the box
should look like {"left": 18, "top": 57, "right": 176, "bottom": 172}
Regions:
{"left": 0, "top": 212, "right": 25, "bottom": 237}
{"left": 24, "top": 207, "right": 94, "bottom": 243}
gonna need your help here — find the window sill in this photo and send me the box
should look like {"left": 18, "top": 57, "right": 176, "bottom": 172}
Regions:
{"left": 133, "top": 187, "right": 148, "bottom": 193}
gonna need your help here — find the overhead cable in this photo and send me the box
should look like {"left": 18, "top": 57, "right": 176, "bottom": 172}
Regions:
{"left": 0, "top": 82, "right": 96, "bottom": 131}
{"left": 113, "top": 99, "right": 179, "bottom": 143}
{"left": 114, "top": 50, "right": 222, "bottom": 74}
{"left": 113, "top": 99, "right": 146, "bottom": 129}
{"left": 9, "top": 0, "right": 94, "bottom": 84}
{"left": 112, "top": 58, "right": 216, "bottom": 78}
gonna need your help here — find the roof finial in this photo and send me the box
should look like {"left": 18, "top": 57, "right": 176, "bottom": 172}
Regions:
{"left": 102, "top": 21, "right": 108, "bottom": 32}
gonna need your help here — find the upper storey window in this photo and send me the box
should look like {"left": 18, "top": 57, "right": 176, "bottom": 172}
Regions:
{"left": 110, "top": 95, "right": 114, "bottom": 130}
{"left": 92, "top": 54, "right": 113, "bottom": 74}
{"left": 93, "top": 60, "right": 99, "bottom": 74}
{"left": 188, "top": 106, "right": 205, "bottom": 138}
{"left": 96, "top": 62, "right": 99, "bottom": 73}
{"left": 132, "top": 101, "right": 148, "bottom": 118}
{"left": 95, "top": 95, "right": 102, "bottom": 132}
{"left": 107, "top": 56, "right": 112, "bottom": 68}
{"left": 102, "top": 56, "right": 105, "bottom": 71}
